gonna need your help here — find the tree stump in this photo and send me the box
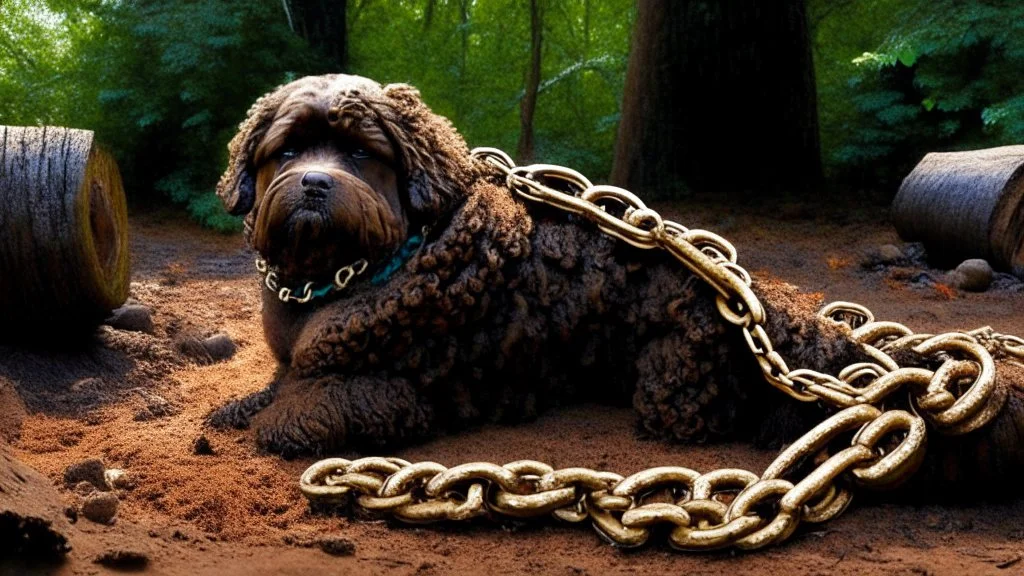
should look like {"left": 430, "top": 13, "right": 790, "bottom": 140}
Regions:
{"left": 0, "top": 126, "right": 130, "bottom": 343}
{"left": 892, "top": 146, "right": 1024, "bottom": 278}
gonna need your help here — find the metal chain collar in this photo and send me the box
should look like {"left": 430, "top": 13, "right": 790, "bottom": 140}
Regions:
{"left": 300, "top": 146, "right": 1024, "bottom": 551}
{"left": 256, "top": 257, "right": 368, "bottom": 304}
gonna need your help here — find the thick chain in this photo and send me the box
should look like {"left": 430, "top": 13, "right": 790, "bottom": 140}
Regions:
{"left": 300, "top": 147, "right": 1024, "bottom": 550}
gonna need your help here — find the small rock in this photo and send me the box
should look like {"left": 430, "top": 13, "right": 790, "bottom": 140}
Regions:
{"left": 862, "top": 244, "right": 905, "bottom": 268}
{"left": 132, "top": 390, "right": 177, "bottom": 421}
{"left": 73, "top": 481, "right": 97, "bottom": 497}
{"left": 877, "top": 244, "right": 904, "bottom": 263}
{"left": 193, "top": 435, "right": 215, "bottom": 456}
{"left": 105, "top": 304, "right": 154, "bottom": 333}
{"left": 174, "top": 334, "right": 213, "bottom": 364}
{"left": 104, "top": 468, "right": 131, "bottom": 490}
{"left": 952, "top": 259, "right": 993, "bottom": 292}
{"left": 318, "top": 536, "right": 356, "bottom": 556}
{"left": 94, "top": 549, "right": 149, "bottom": 569}
{"left": 64, "top": 458, "right": 108, "bottom": 491}
{"left": 81, "top": 491, "right": 119, "bottom": 524}
{"left": 202, "top": 333, "right": 237, "bottom": 362}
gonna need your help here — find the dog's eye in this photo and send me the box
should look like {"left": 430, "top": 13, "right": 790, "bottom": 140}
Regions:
{"left": 351, "top": 148, "right": 370, "bottom": 160}
{"left": 279, "top": 148, "right": 298, "bottom": 161}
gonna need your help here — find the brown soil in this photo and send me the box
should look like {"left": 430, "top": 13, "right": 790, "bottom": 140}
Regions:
{"left": 3, "top": 203, "right": 1024, "bottom": 575}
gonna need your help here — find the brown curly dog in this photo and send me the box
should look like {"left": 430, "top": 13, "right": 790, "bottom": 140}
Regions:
{"left": 209, "top": 74, "right": 1024, "bottom": 498}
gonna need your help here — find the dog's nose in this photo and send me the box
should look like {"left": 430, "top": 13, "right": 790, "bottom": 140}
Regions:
{"left": 301, "top": 171, "right": 334, "bottom": 194}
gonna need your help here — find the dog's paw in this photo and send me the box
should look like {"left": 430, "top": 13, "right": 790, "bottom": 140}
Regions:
{"left": 247, "top": 374, "right": 434, "bottom": 457}
{"left": 206, "top": 384, "right": 278, "bottom": 430}
{"left": 254, "top": 396, "right": 343, "bottom": 458}
{"left": 248, "top": 378, "right": 348, "bottom": 458}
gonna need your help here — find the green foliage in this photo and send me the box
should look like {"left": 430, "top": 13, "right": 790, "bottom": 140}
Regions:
{"left": 0, "top": 0, "right": 632, "bottom": 228}
{"left": 0, "top": 0, "right": 80, "bottom": 126}
{"left": 348, "top": 0, "right": 633, "bottom": 178}
{"left": 813, "top": 0, "right": 1024, "bottom": 193}
{"left": 0, "top": 0, "right": 323, "bottom": 230}
{"left": 15, "top": 0, "right": 1023, "bottom": 212}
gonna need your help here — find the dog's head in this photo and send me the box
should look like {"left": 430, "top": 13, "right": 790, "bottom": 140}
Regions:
{"left": 217, "top": 74, "right": 477, "bottom": 280}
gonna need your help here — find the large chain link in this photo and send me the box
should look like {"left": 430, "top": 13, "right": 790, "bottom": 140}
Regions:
{"left": 300, "top": 147, "right": 1024, "bottom": 551}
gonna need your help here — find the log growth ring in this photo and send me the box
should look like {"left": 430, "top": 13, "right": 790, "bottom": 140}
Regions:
{"left": 0, "top": 126, "right": 129, "bottom": 341}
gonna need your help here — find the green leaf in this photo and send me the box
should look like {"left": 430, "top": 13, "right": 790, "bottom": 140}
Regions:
{"left": 897, "top": 46, "right": 917, "bottom": 67}
{"left": 182, "top": 110, "right": 212, "bottom": 129}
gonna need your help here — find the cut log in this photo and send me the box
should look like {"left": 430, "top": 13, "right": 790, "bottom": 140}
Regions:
{"left": 0, "top": 126, "right": 130, "bottom": 342}
{"left": 892, "top": 146, "right": 1024, "bottom": 278}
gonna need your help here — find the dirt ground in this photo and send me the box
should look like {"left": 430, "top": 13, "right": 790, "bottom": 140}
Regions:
{"left": 3, "top": 200, "right": 1024, "bottom": 575}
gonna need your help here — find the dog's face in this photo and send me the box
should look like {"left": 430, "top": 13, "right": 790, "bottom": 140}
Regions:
{"left": 217, "top": 75, "right": 476, "bottom": 282}
{"left": 251, "top": 81, "right": 405, "bottom": 279}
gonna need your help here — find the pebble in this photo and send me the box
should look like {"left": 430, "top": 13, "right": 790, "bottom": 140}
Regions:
{"left": 202, "top": 333, "right": 237, "bottom": 362}
{"left": 73, "top": 481, "right": 97, "bottom": 497}
{"left": 94, "top": 549, "right": 149, "bottom": 569}
{"left": 877, "top": 244, "right": 904, "bottom": 263}
{"left": 104, "top": 468, "right": 131, "bottom": 490}
{"left": 82, "top": 491, "right": 119, "bottom": 524}
{"left": 64, "top": 458, "right": 108, "bottom": 491}
{"left": 193, "top": 435, "right": 216, "bottom": 456}
{"left": 105, "top": 305, "right": 154, "bottom": 333}
{"left": 952, "top": 259, "right": 993, "bottom": 292}
{"left": 862, "top": 244, "right": 905, "bottom": 267}
{"left": 318, "top": 536, "right": 356, "bottom": 556}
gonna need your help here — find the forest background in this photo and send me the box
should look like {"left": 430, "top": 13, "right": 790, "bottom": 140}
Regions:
{"left": 1, "top": 0, "right": 1021, "bottom": 231}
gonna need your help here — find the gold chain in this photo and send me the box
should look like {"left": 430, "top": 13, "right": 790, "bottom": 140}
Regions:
{"left": 299, "top": 147, "right": 1024, "bottom": 551}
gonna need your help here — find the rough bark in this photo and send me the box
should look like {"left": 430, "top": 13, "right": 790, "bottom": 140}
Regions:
{"left": 288, "top": 0, "right": 348, "bottom": 70}
{"left": 517, "top": 0, "right": 543, "bottom": 164}
{"left": 611, "top": 0, "right": 823, "bottom": 199}
{"left": 892, "top": 146, "right": 1024, "bottom": 277}
{"left": 0, "top": 126, "right": 130, "bottom": 343}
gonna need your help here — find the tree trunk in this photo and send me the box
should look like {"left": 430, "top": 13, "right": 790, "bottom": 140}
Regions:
{"left": 892, "top": 146, "right": 1024, "bottom": 277}
{"left": 517, "top": 0, "right": 543, "bottom": 163}
{"left": 289, "top": 0, "right": 348, "bottom": 70}
{"left": 0, "top": 126, "right": 130, "bottom": 343}
{"left": 611, "top": 0, "right": 822, "bottom": 198}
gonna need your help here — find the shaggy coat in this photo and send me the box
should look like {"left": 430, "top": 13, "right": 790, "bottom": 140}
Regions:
{"left": 211, "top": 75, "right": 1024, "bottom": 498}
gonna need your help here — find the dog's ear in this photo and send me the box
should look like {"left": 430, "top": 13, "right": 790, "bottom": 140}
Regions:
{"left": 380, "top": 83, "right": 476, "bottom": 223}
{"left": 217, "top": 88, "right": 288, "bottom": 216}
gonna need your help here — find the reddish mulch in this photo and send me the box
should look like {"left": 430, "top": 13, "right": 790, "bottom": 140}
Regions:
{"left": 2, "top": 203, "right": 1024, "bottom": 575}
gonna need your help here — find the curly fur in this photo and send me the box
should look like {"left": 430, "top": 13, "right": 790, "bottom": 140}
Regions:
{"left": 210, "top": 75, "right": 1024, "bottom": 498}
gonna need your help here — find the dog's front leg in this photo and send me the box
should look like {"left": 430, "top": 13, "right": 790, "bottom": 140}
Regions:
{"left": 206, "top": 377, "right": 282, "bottom": 430}
{"left": 249, "top": 373, "right": 434, "bottom": 458}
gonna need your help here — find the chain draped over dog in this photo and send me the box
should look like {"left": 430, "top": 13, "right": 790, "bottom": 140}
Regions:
{"left": 300, "top": 146, "right": 1024, "bottom": 551}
